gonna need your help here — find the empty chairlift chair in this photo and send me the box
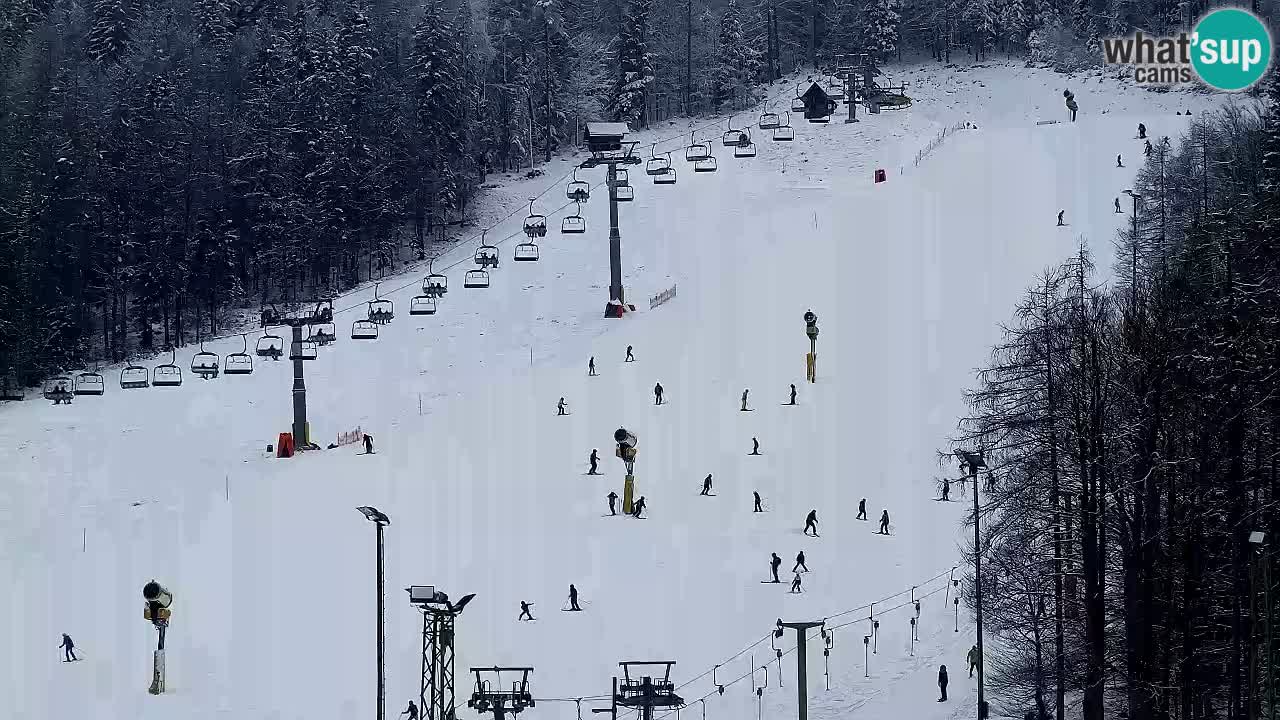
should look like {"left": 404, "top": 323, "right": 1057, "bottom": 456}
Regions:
{"left": 310, "top": 323, "right": 337, "bottom": 346}
{"left": 153, "top": 348, "right": 183, "bottom": 387}
{"left": 654, "top": 153, "right": 677, "bottom": 185}
{"left": 722, "top": 116, "right": 750, "bottom": 147}
{"left": 694, "top": 155, "right": 718, "bottom": 173}
{"left": 120, "top": 359, "right": 150, "bottom": 389}
{"left": 74, "top": 368, "right": 106, "bottom": 396}
{"left": 791, "top": 84, "right": 806, "bottom": 113}
{"left": 290, "top": 335, "right": 319, "bottom": 359}
{"left": 759, "top": 103, "right": 781, "bottom": 130}
{"left": 410, "top": 294, "right": 438, "bottom": 315}
{"left": 646, "top": 143, "right": 670, "bottom": 176}
{"left": 566, "top": 167, "right": 591, "bottom": 203}
{"left": 224, "top": 334, "right": 254, "bottom": 375}
{"left": 773, "top": 112, "right": 795, "bottom": 141}
{"left": 256, "top": 330, "right": 285, "bottom": 360}
{"left": 685, "top": 132, "right": 711, "bottom": 162}
{"left": 191, "top": 340, "right": 220, "bottom": 379}
{"left": 351, "top": 320, "right": 379, "bottom": 340}
{"left": 367, "top": 282, "right": 394, "bottom": 325}
{"left": 562, "top": 200, "right": 586, "bottom": 233}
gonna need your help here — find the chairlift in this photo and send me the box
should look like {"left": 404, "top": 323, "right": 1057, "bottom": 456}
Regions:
{"left": 522, "top": 198, "right": 547, "bottom": 238}
{"left": 566, "top": 167, "right": 591, "bottom": 202}
{"left": 562, "top": 200, "right": 586, "bottom": 233}
{"left": 74, "top": 368, "right": 106, "bottom": 396}
{"left": 224, "top": 334, "right": 254, "bottom": 375}
{"left": 685, "top": 132, "right": 711, "bottom": 162}
{"left": 309, "top": 322, "right": 337, "bottom": 346}
{"left": 474, "top": 231, "right": 500, "bottom": 269}
{"left": 290, "top": 336, "right": 319, "bottom": 359}
{"left": 759, "top": 102, "right": 781, "bottom": 130}
{"left": 0, "top": 371, "right": 23, "bottom": 400}
{"left": 260, "top": 304, "right": 281, "bottom": 328}
{"left": 646, "top": 143, "right": 670, "bottom": 176}
{"left": 423, "top": 259, "right": 448, "bottom": 298}
{"left": 153, "top": 348, "right": 183, "bottom": 387}
{"left": 791, "top": 84, "right": 806, "bottom": 113}
{"left": 351, "top": 320, "right": 380, "bottom": 340}
{"left": 827, "top": 77, "right": 846, "bottom": 101}
{"left": 463, "top": 269, "right": 490, "bottom": 289}
{"left": 614, "top": 184, "right": 635, "bottom": 201}
{"left": 514, "top": 241, "right": 540, "bottom": 262}
{"left": 773, "top": 112, "right": 795, "bottom": 141}
{"left": 722, "top": 116, "right": 750, "bottom": 147}
{"left": 735, "top": 140, "right": 757, "bottom": 158}
{"left": 410, "top": 295, "right": 438, "bottom": 315}
{"left": 43, "top": 376, "right": 75, "bottom": 404}
{"left": 654, "top": 163, "right": 677, "bottom": 185}
{"left": 191, "top": 340, "right": 220, "bottom": 379}
{"left": 367, "top": 282, "right": 394, "bottom": 325}
{"left": 694, "top": 156, "right": 719, "bottom": 173}
{"left": 256, "top": 330, "right": 285, "bottom": 359}
{"left": 120, "top": 359, "right": 150, "bottom": 389}
{"left": 615, "top": 168, "right": 630, "bottom": 187}
{"left": 309, "top": 299, "right": 334, "bottom": 324}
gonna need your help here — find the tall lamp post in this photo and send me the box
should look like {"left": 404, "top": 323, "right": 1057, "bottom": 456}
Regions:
{"left": 358, "top": 506, "right": 391, "bottom": 720}
{"left": 957, "top": 448, "right": 988, "bottom": 720}
{"left": 1123, "top": 189, "right": 1142, "bottom": 313}
{"left": 1251, "top": 531, "right": 1273, "bottom": 720}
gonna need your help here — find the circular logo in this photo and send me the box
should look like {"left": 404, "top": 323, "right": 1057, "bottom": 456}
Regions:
{"left": 1191, "top": 8, "right": 1273, "bottom": 91}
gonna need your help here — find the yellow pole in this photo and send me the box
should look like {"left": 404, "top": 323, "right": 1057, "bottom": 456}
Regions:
{"left": 623, "top": 475, "right": 635, "bottom": 514}
{"left": 806, "top": 353, "right": 817, "bottom": 383}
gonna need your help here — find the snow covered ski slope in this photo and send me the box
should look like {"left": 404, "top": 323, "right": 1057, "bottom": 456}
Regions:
{"left": 0, "top": 61, "right": 1222, "bottom": 720}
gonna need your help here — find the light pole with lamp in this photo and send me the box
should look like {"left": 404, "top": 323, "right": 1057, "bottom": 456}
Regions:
{"left": 957, "top": 448, "right": 989, "bottom": 720}
{"left": 358, "top": 506, "right": 391, "bottom": 720}
{"left": 1251, "top": 531, "right": 1273, "bottom": 720}
{"left": 1123, "top": 189, "right": 1142, "bottom": 313}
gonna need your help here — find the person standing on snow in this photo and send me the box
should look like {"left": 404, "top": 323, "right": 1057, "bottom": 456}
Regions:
{"left": 754, "top": 491, "right": 764, "bottom": 513}
{"left": 1145, "top": 139, "right": 1153, "bottom": 156}
{"left": 878, "top": 510, "right": 891, "bottom": 535}
{"left": 804, "top": 509, "right": 819, "bottom": 536}
{"left": 363, "top": 434, "right": 375, "bottom": 454}
{"left": 967, "top": 644, "right": 981, "bottom": 677}
{"left": 1138, "top": 122, "right": 1147, "bottom": 139}
{"left": 1063, "top": 89, "right": 1078, "bottom": 122}
{"left": 750, "top": 438, "right": 760, "bottom": 455}
{"left": 632, "top": 496, "right": 647, "bottom": 517}
{"left": 607, "top": 491, "right": 618, "bottom": 516}
{"left": 941, "top": 477, "right": 951, "bottom": 501}
{"left": 857, "top": 498, "right": 867, "bottom": 520}
{"left": 519, "top": 601, "right": 535, "bottom": 621}
{"left": 793, "top": 551, "right": 809, "bottom": 573}
{"left": 568, "top": 585, "right": 582, "bottom": 611}
{"left": 654, "top": 382, "right": 664, "bottom": 405}
{"left": 59, "top": 634, "right": 77, "bottom": 662}
{"left": 790, "top": 572, "right": 803, "bottom": 593}
{"left": 740, "top": 389, "right": 750, "bottom": 411}
{"left": 938, "top": 665, "right": 949, "bottom": 701}
{"left": 401, "top": 700, "right": 420, "bottom": 720}
{"left": 1057, "top": 210, "right": 1066, "bottom": 226}
{"left": 1116, "top": 154, "right": 1124, "bottom": 167}
{"left": 557, "top": 398, "right": 567, "bottom": 416}
{"left": 1115, "top": 197, "right": 1122, "bottom": 213}
{"left": 770, "top": 553, "right": 782, "bottom": 582}
{"left": 589, "top": 357, "right": 597, "bottom": 376}
{"left": 701, "top": 474, "right": 713, "bottom": 496}
{"left": 589, "top": 449, "right": 600, "bottom": 475}
{"left": 789, "top": 384, "right": 797, "bottom": 405}
{"left": 625, "top": 346, "right": 635, "bottom": 362}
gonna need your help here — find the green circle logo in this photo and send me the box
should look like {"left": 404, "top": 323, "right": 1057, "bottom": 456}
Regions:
{"left": 1191, "top": 9, "right": 1272, "bottom": 91}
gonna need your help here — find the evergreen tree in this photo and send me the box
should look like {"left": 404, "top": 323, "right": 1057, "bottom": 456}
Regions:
{"left": 859, "top": 0, "right": 900, "bottom": 60}
{"left": 711, "top": 0, "right": 760, "bottom": 110}
{"left": 610, "top": 0, "right": 653, "bottom": 125}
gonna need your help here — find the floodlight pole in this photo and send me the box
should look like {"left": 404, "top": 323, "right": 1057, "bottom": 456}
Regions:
{"left": 358, "top": 508, "right": 390, "bottom": 720}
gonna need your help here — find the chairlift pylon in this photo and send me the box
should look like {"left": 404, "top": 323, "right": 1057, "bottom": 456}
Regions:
{"left": 120, "top": 358, "right": 150, "bottom": 389}
{"left": 153, "top": 348, "right": 183, "bottom": 387}
{"left": 367, "top": 282, "right": 394, "bottom": 324}
{"left": 290, "top": 333, "right": 319, "bottom": 359}
{"left": 256, "top": 329, "right": 285, "bottom": 359}
{"left": 567, "top": 167, "right": 591, "bottom": 202}
{"left": 74, "top": 367, "right": 106, "bottom": 396}
{"left": 351, "top": 319, "right": 379, "bottom": 340}
{"left": 562, "top": 200, "right": 586, "bottom": 234}
{"left": 646, "top": 143, "right": 670, "bottom": 176}
{"left": 522, "top": 198, "right": 548, "bottom": 238}
{"left": 225, "top": 334, "right": 254, "bottom": 375}
{"left": 685, "top": 132, "right": 711, "bottom": 162}
{"left": 192, "top": 339, "right": 220, "bottom": 379}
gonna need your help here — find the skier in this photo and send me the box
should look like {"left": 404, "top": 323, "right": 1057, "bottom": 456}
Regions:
{"left": 607, "top": 491, "right": 619, "bottom": 516}
{"left": 857, "top": 498, "right": 867, "bottom": 520}
{"left": 793, "top": 551, "right": 808, "bottom": 573}
{"left": 740, "top": 389, "right": 750, "bottom": 411}
{"left": 59, "top": 633, "right": 77, "bottom": 662}
{"left": 363, "top": 434, "right": 375, "bottom": 454}
{"left": 878, "top": 510, "right": 891, "bottom": 535}
{"left": 519, "top": 601, "right": 535, "bottom": 621}
{"left": 751, "top": 438, "right": 760, "bottom": 455}
{"left": 589, "top": 449, "right": 600, "bottom": 475}
{"left": 1138, "top": 122, "right": 1147, "bottom": 139}
{"left": 985, "top": 473, "right": 997, "bottom": 492}
{"left": 938, "top": 665, "right": 949, "bottom": 702}
{"left": 400, "top": 700, "right": 420, "bottom": 720}
{"left": 967, "top": 644, "right": 981, "bottom": 677}
{"left": 632, "top": 496, "right": 647, "bottom": 517}
{"left": 654, "top": 382, "right": 664, "bottom": 405}
{"left": 1063, "top": 89, "right": 1077, "bottom": 122}
{"left": 1145, "top": 139, "right": 1153, "bottom": 156}
{"left": 568, "top": 584, "right": 582, "bottom": 611}
{"left": 790, "top": 572, "right": 803, "bottom": 593}
{"left": 754, "top": 491, "right": 764, "bottom": 513}
{"left": 1116, "top": 154, "right": 1123, "bottom": 167}
{"left": 589, "top": 357, "right": 597, "bottom": 376}
{"left": 701, "top": 474, "right": 713, "bottom": 496}
{"left": 941, "top": 476, "right": 950, "bottom": 501}
{"left": 803, "top": 510, "right": 819, "bottom": 536}
{"left": 557, "top": 397, "right": 567, "bottom": 416}
{"left": 1057, "top": 210, "right": 1065, "bottom": 226}
{"left": 789, "top": 384, "right": 797, "bottom": 405}
{"left": 1115, "top": 197, "right": 1122, "bottom": 213}
{"left": 625, "top": 346, "right": 635, "bottom": 362}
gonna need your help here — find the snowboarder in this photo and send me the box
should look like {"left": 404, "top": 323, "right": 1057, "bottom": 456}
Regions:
{"left": 607, "top": 491, "right": 618, "bottom": 516}
{"left": 1063, "top": 89, "right": 1077, "bottom": 122}
{"left": 750, "top": 437, "right": 760, "bottom": 455}
{"left": 878, "top": 510, "right": 891, "bottom": 535}
{"left": 589, "top": 449, "right": 600, "bottom": 475}
{"left": 770, "top": 553, "right": 783, "bottom": 582}
{"left": 401, "top": 700, "right": 420, "bottom": 720}
{"left": 654, "top": 382, "right": 664, "bottom": 405}
{"left": 740, "top": 389, "right": 750, "bottom": 411}
{"left": 857, "top": 499, "right": 867, "bottom": 520}
{"left": 793, "top": 551, "right": 809, "bottom": 573}
{"left": 625, "top": 346, "right": 635, "bottom": 362}
{"left": 967, "top": 644, "right": 981, "bottom": 677}
{"left": 803, "top": 510, "right": 819, "bottom": 536}
{"left": 519, "top": 601, "right": 535, "bottom": 621}
{"left": 1116, "top": 154, "right": 1123, "bottom": 167}
{"left": 568, "top": 585, "right": 582, "bottom": 611}
{"left": 363, "top": 434, "right": 375, "bottom": 454}
{"left": 589, "top": 357, "right": 597, "bottom": 376}
{"left": 790, "top": 572, "right": 803, "bottom": 593}
{"left": 938, "top": 665, "right": 949, "bottom": 701}
{"left": 789, "top": 384, "right": 797, "bottom": 405}
{"left": 632, "top": 496, "right": 647, "bottom": 517}
{"left": 941, "top": 477, "right": 950, "bottom": 501}
{"left": 754, "top": 491, "right": 764, "bottom": 513}
{"left": 59, "top": 633, "right": 77, "bottom": 662}
{"left": 701, "top": 474, "right": 713, "bottom": 496}
{"left": 1138, "top": 122, "right": 1147, "bottom": 139}
{"left": 1115, "top": 197, "right": 1122, "bottom": 213}
{"left": 557, "top": 397, "right": 567, "bottom": 416}
{"left": 1144, "top": 139, "right": 1153, "bottom": 156}
{"left": 1056, "top": 210, "right": 1065, "bottom": 226}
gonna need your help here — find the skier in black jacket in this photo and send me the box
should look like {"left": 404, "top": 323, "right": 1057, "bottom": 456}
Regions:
{"left": 59, "top": 634, "right": 77, "bottom": 662}
{"left": 878, "top": 510, "right": 891, "bottom": 535}
{"left": 857, "top": 498, "right": 867, "bottom": 520}
{"left": 701, "top": 474, "right": 713, "bottom": 496}
{"left": 519, "top": 601, "right": 535, "bottom": 621}
{"left": 654, "top": 382, "right": 664, "bottom": 405}
{"left": 938, "top": 665, "right": 949, "bottom": 701}
{"left": 607, "top": 491, "right": 618, "bottom": 515}
{"left": 753, "top": 491, "right": 763, "bottom": 513}
{"left": 793, "top": 551, "right": 808, "bottom": 573}
{"left": 804, "top": 510, "right": 819, "bottom": 536}
{"left": 589, "top": 449, "right": 600, "bottom": 475}
{"left": 770, "top": 553, "right": 782, "bottom": 582}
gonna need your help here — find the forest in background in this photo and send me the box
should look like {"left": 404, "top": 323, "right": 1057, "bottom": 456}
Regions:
{"left": 955, "top": 81, "right": 1280, "bottom": 720}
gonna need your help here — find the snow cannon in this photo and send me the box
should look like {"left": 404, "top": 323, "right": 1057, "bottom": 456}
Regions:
{"left": 803, "top": 311, "right": 819, "bottom": 382}
{"left": 615, "top": 429, "right": 639, "bottom": 513}
{"left": 142, "top": 580, "right": 173, "bottom": 625}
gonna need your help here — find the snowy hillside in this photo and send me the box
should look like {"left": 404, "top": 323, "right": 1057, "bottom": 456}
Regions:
{"left": 0, "top": 60, "right": 1222, "bottom": 720}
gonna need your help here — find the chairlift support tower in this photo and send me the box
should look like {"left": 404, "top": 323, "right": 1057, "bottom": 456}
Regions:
{"left": 597, "top": 662, "right": 683, "bottom": 720}
{"left": 408, "top": 586, "right": 476, "bottom": 720}
{"left": 283, "top": 315, "right": 319, "bottom": 449}
{"left": 581, "top": 123, "right": 642, "bottom": 317}
{"left": 467, "top": 667, "right": 534, "bottom": 720}
{"left": 776, "top": 620, "right": 825, "bottom": 720}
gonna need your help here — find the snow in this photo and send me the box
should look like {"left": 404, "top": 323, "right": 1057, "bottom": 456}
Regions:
{"left": 0, "top": 59, "right": 1225, "bottom": 720}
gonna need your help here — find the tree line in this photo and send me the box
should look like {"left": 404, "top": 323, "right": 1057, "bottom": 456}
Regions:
{"left": 954, "top": 82, "right": 1280, "bottom": 720}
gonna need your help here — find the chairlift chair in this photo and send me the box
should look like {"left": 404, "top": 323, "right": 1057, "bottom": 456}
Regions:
{"left": 759, "top": 105, "right": 781, "bottom": 130}
{"left": 773, "top": 113, "right": 795, "bottom": 141}
{"left": 423, "top": 260, "right": 448, "bottom": 298}
{"left": 260, "top": 304, "right": 281, "bottom": 328}
{"left": 654, "top": 164, "right": 677, "bottom": 185}
{"left": 290, "top": 337, "right": 319, "bottom": 359}
{"left": 562, "top": 201, "right": 586, "bottom": 234}
{"left": 120, "top": 360, "right": 150, "bottom": 389}
{"left": 410, "top": 295, "right": 438, "bottom": 315}
{"left": 646, "top": 144, "right": 670, "bottom": 176}
{"left": 685, "top": 132, "right": 711, "bottom": 162}
{"left": 1, "top": 371, "right": 24, "bottom": 400}
{"left": 256, "top": 331, "right": 285, "bottom": 359}
{"left": 43, "top": 376, "right": 75, "bottom": 403}
{"left": 694, "top": 156, "right": 719, "bottom": 173}
{"left": 514, "top": 242, "right": 540, "bottom": 262}
{"left": 791, "top": 85, "right": 806, "bottom": 113}
{"left": 735, "top": 140, "right": 757, "bottom": 158}
{"left": 614, "top": 168, "right": 630, "bottom": 187}
{"left": 309, "top": 323, "right": 337, "bottom": 346}
{"left": 351, "top": 320, "right": 380, "bottom": 340}
{"left": 367, "top": 282, "right": 394, "bottom": 325}
{"left": 566, "top": 168, "right": 591, "bottom": 202}
{"left": 309, "top": 299, "right": 334, "bottom": 324}
{"left": 224, "top": 334, "right": 254, "bottom": 375}
{"left": 522, "top": 198, "right": 548, "bottom": 238}
{"left": 153, "top": 348, "right": 183, "bottom": 387}
{"left": 74, "top": 369, "right": 106, "bottom": 396}
{"left": 722, "top": 116, "right": 750, "bottom": 147}
{"left": 474, "top": 231, "right": 500, "bottom": 269}
{"left": 191, "top": 340, "right": 220, "bottom": 379}
{"left": 464, "top": 269, "right": 490, "bottom": 289}
{"left": 614, "top": 184, "right": 635, "bottom": 201}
